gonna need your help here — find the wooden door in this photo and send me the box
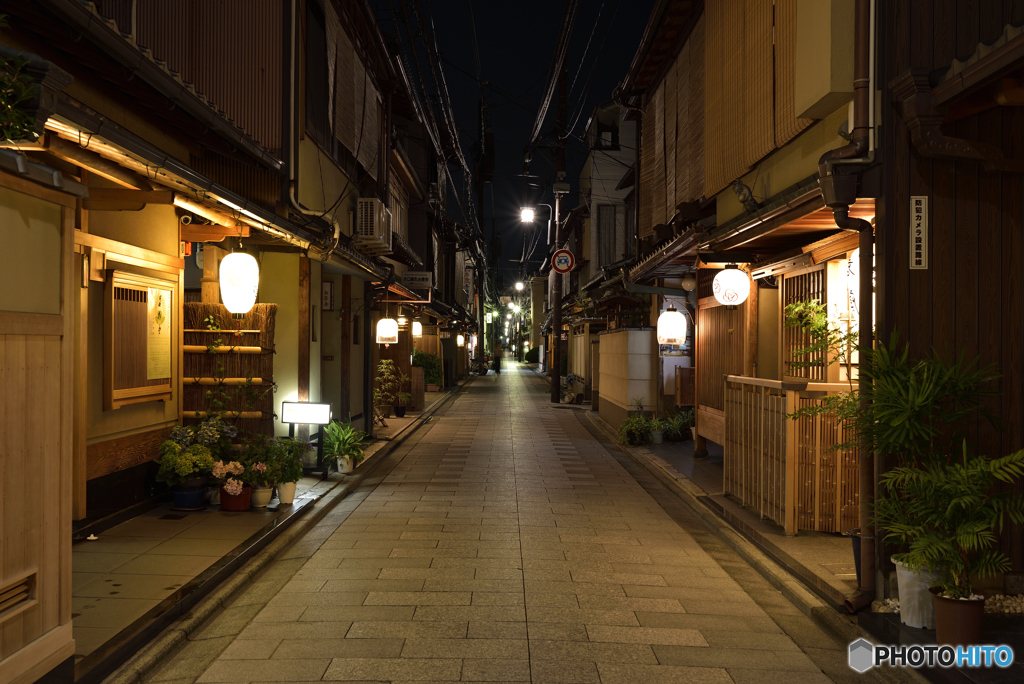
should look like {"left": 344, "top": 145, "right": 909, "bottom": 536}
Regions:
{"left": 0, "top": 175, "right": 75, "bottom": 684}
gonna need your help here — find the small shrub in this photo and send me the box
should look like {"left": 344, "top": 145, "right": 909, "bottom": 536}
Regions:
{"left": 524, "top": 347, "right": 539, "bottom": 363}
{"left": 413, "top": 350, "right": 442, "bottom": 385}
{"left": 618, "top": 415, "right": 651, "bottom": 446}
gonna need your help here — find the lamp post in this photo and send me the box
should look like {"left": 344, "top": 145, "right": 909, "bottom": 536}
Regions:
{"left": 522, "top": 193, "right": 566, "bottom": 403}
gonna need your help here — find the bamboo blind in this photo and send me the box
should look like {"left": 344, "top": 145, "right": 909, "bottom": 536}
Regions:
{"left": 773, "top": 0, "right": 814, "bottom": 146}
{"left": 664, "top": 61, "right": 677, "bottom": 222}
{"left": 781, "top": 266, "right": 827, "bottom": 381}
{"left": 334, "top": 10, "right": 356, "bottom": 155}
{"left": 639, "top": 107, "right": 656, "bottom": 239}
{"left": 652, "top": 82, "right": 667, "bottom": 228}
{"left": 743, "top": 0, "right": 775, "bottom": 170}
{"left": 674, "top": 14, "right": 705, "bottom": 205}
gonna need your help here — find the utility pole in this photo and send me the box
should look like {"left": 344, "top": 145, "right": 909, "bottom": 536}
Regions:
{"left": 550, "top": 60, "right": 568, "bottom": 404}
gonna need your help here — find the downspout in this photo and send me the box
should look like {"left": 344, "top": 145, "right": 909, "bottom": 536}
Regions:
{"left": 817, "top": 0, "right": 876, "bottom": 613}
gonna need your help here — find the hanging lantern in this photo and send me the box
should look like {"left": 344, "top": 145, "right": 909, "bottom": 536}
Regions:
{"left": 219, "top": 252, "right": 260, "bottom": 315}
{"left": 376, "top": 317, "right": 398, "bottom": 346}
{"left": 712, "top": 266, "right": 750, "bottom": 307}
{"left": 456, "top": 334, "right": 465, "bottom": 347}
{"left": 412, "top": 321, "right": 423, "bottom": 337}
{"left": 657, "top": 307, "right": 688, "bottom": 345}
{"left": 397, "top": 316, "right": 407, "bottom": 327}
{"left": 681, "top": 273, "right": 697, "bottom": 291}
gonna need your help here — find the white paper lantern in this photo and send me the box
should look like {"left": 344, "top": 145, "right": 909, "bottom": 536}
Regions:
{"left": 376, "top": 317, "right": 398, "bottom": 345}
{"left": 456, "top": 334, "right": 465, "bottom": 347}
{"left": 712, "top": 267, "right": 750, "bottom": 307}
{"left": 657, "top": 307, "right": 688, "bottom": 345}
{"left": 681, "top": 273, "right": 697, "bottom": 291}
{"left": 219, "top": 252, "right": 260, "bottom": 315}
{"left": 412, "top": 321, "right": 423, "bottom": 337}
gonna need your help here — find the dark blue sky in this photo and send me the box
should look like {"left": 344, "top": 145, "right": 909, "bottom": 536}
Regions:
{"left": 374, "top": 0, "right": 652, "bottom": 286}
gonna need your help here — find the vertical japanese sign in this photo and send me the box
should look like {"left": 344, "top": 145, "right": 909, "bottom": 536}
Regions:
{"left": 910, "top": 196, "right": 928, "bottom": 269}
{"left": 147, "top": 287, "right": 171, "bottom": 379}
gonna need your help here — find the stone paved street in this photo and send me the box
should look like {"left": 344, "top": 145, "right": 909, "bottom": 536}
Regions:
{"left": 147, "top": 366, "right": 876, "bottom": 684}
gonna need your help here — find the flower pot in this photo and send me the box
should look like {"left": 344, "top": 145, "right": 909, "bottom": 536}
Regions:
{"left": 170, "top": 477, "right": 208, "bottom": 510}
{"left": 220, "top": 485, "right": 252, "bottom": 511}
{"left": 894, "top": 558, "right": 943, "bottom": 629}
{"left": 426, "top": 384, "right": 440, "bottom": 392}
{"left": 250, "top": 485, "right": 273, "bottom": 508}
{"left": 394, "top": 405, "right": 407, "bottom": 418}
{"left": 341, "top": 456, "right": 355, "bottom": 474}
{"left": 691, "top": 427, "right": 699, "bottom": 441}
{"left": 931, "top": 587, "right": 985, "bottom": 645}
{"left": 649, "top": 430, "right": 664, "bottom": 445}
{"left": 276, "top": 481, "right": 297, "bottom": 505}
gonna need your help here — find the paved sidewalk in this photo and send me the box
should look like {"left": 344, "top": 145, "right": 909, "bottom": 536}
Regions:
{"left": 143, "top": 366, "right": 878, "bottom": 684}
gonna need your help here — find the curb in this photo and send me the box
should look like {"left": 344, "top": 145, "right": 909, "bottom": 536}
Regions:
{"left": 580, "top": 410, "right": 928, "bottom": 684}
{"left": 102, "top": 385, "right": 462, "bottom": 684}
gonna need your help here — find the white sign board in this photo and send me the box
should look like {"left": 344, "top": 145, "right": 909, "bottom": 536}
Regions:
{"left": 403, "top": 271, "right": 433, "bottom": 289}
{"left": 910, "top": 196, "right": 928, "bottom": 270}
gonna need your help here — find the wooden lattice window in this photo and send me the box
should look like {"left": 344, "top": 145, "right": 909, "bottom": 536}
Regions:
{"left": 781, "top": 265, "right": 827, "bottom": 381}
{"left": 104, "top": 271, "right": 174, "bottom": 410}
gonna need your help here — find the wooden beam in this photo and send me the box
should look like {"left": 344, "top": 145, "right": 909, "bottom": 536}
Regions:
{"left": 201, "top": 244, "right": 224, "bottom": 303}
{"left": 180, "top": 224, "right": 250, "bottom": 243}
{"left": 46, "top": 134, "right": 152, "bottom": 190}
{"left": 75, "top": 231, "right": 184, "bottom": 270}
{"left": 82, "top": 189, "right": 174, "bottom": 211}
{"left": 86, "top": 427, "right": 173, "bottom": 480}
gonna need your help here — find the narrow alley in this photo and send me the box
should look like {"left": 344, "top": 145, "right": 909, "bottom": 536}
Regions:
{"left": 145, "top": 365, "right": 871, "bottom": 684}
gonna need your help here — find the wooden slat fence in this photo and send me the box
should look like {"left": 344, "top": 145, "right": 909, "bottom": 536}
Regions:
{"left": 724, "top": 375, "right": 859, "bottom": 535}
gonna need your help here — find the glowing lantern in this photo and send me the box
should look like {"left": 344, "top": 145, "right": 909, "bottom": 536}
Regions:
{"left": 712, "top": 266, "right": 750, "bottom": 307}
{"left": 657, "top": 307, "right": 688, "bottom": 345}
{"left": 681, "top": 273, "right": 697, "bottom": 291}
{"left": 456, "top": 334, "right": 465, "bottom": 347}
{"left": 376, "top": 317, "right": 398, "bottom": 345}
{"left": 219, "top": 252, "right": 260, "bottom": 315}
{"left": 412, "top": 321, "right": 423, "bottom": 337}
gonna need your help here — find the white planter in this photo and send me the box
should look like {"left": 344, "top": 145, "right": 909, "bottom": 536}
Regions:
{"left": 276, "top": 481, "right": 297, "bottom": 505}
{"left": 691, "top": 427, "right": 699, "bottom": 441}
{"left": 893, "top": 557, "right": 943, "bottom": 628}
{"left": 649, "top": 430, "right": 664, "bottom": 445}
{"left": 341, "top": 456, "right": 355, "bottom": 474}
{"left": 207, "top": 486, "right": 221, "bottom": 505}
{"left": 251, "top": 485, "right": 273, "bottom": 508}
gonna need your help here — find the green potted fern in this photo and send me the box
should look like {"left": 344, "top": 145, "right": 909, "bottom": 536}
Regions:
{"left": 323, "top": 420, "right": 367, "bottom": 474}
{"left": 877, "top": 443, "right": 1024, "bottom": 644}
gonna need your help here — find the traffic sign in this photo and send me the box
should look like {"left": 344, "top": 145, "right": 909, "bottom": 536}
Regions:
{"left": 552, "top": 249, "right": 575, "bottom": 274}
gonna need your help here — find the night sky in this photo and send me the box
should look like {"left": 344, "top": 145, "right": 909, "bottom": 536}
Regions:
{"left": 372, "top": 0, "right": 652, "bottom": 288}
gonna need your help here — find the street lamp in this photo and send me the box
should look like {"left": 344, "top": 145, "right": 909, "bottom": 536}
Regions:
{"left": 515, "top": 281, "right": 524, "bottom": 291}
{"left": 520, "top": 207, "right": 535, "bottom": 223}
{"left": 521, "top": 190, "right": 565, "bottom": 403}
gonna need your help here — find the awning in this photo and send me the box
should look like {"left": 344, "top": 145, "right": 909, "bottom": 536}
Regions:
{"left": 629, "top": 227, "right": 700, "bottom": 284}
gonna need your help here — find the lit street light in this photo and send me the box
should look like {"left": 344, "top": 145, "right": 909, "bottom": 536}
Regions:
{"left": 515, "top": 281, "right": 524, "bottom": 291}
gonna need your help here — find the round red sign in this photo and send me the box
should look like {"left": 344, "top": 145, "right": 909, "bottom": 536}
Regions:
{"left": 552, "top": 249, "right": 575, "bottom": 274}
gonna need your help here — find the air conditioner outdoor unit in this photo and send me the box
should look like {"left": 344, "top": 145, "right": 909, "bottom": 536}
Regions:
{"left": 355, "top": 198, "right": 392, "bottom": 255}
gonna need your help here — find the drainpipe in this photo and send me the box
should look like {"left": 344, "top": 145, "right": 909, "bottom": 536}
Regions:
{"left": 817, "top": 0, "right": 876, "bottom": 613}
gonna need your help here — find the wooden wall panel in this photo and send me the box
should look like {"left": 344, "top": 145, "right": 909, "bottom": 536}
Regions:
{"left": 883, "top": 0, "right": 1024, "bottom": 570}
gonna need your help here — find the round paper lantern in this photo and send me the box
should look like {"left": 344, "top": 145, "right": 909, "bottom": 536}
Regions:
{"left": 456, "top": 334, "right": 465, "bottom": 347}
{"left": 712, "top": 267, "right": 750, "bottom": 307}
{"left": 219, "top": 252, "right": 260, "bottom": 315}
{"left": 657, "top": 307, "right": 688, "bottom": 345}
{"left": 681, "top": 273, "right": 697, "bottom": 291}
{"left": 412, "top": 321, "right": 423, "bottom": 337}
{"left": 376, "top": 317, "right": 398, "bottom": 345}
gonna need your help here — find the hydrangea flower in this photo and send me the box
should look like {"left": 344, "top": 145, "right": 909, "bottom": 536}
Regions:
{"left": 222, "top": 477, "right": 243, "bottom": 496}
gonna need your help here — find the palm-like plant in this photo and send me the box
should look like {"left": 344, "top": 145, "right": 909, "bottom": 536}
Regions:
{"left": 875, "top": 442, "right": 1024, "bottom": 599}
{"left": 322, "top": 420, "right": 367, "bottom": 470}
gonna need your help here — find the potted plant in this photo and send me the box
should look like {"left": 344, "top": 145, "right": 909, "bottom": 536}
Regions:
{"left": 212, "top": 459, "right": 250, "bottom": 511}
{"left": 275, "top": 438, "right": 308, "bottom": 504}
{"left": 393, "top": 370, "right": 412, "bottom": 418}
{"left": 156, "top": 441, "right": 215, "bottom": 510}
{"left": 374, "top": 359, "right": 401, "bottom": 418}
{"left": 876, "top": 443, "right": 1024, "bottom": 645}
{"left": 664, "top": 410, "right": 694, "bottom": 442}
{"left": 648, "top": 417, "right": 667, "bottom": 445}
{"left": 414, "top": 350, "right": 442, "bottom": 391}
{"left": 237, "top": 436, "right": 281, "bottom": 508}
{"left": 322, "top": 420, "right": 367, "bottom": 474}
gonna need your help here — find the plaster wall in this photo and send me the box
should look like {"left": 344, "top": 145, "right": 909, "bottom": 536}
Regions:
{"left": 598, "top": 328, "right": 657, "bottom": 429}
